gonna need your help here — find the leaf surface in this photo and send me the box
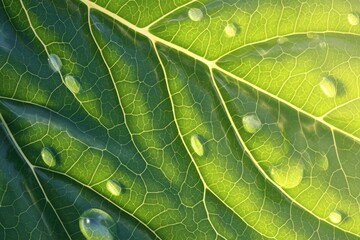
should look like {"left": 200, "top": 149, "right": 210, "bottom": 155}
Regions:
{"left": 1, "top": 0, "right": 360, "bottom": 239}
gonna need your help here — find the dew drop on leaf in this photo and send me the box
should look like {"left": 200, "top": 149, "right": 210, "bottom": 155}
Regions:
{"left": 242, "top": 114, "right": 262, "bottom": 133}
{"left": 188, "top": 8, "right": 203, "bottom": 22}
{"left": 40, "top": 147, "right": 57, "bottom": 167}
{"left": 320, "top": 76, "right": 337, "bottom": 98}
{"left": 347, "top": 13, "right": 359, "bottom": 26}
{"left": 190, "top": 134, "right": 204, "bottom": 157}
{"left": 224, "top": 23, "right": 239, "bottom": 37}
{"left": 64, "top": 75, "right": 81, "bottom": 94}
{"left": 48, "top": 53, "right": 62, "bottom": 72}
{"left": 270, "top": 160, "right": 304, "bottom": 189}
{"left": 318, "top": 41, "right": 327, "bottom": 48}
{"left": 106, "top": 179, "right": 122, "bottom": 196}
{"left": 328, "top": 210, "right": 343, "bottom": 224}
{"left": 79, "top": 208, "right": 115, "bottom": 240}
{"left": 317, "top": 153, "right": 329, "bottom": 171}
{"left": 277, "top": 37, "right": 289, "bottom": 44}
{"left": 306, "top": 32, "right": 319, "bottom": 39}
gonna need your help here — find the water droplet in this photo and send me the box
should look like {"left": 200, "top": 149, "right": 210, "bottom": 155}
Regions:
{"left": 41, "top": 147, "right": 57, "bottom": 167}
{"left": 242, "top": 114, "right": 262, "bottom": 133}
{"left": 106, "top": 179, "right": 122, "bottom": 196}
{"left": 347, "top": 13, "right": 359, "bottom": 26}
{"left": 270, "top": 160, "right": 304, "bottom": 189}
{"left": 188, "top": 8, "right": 203, "bottom": 22}
{"left": 328, "top": 210, "right": 343, "bottom": 224}
{"left": 79, "top": 208, "right": 115, "bottom": 240}
{"left": 48, "top": 54, "right": 62, "bottom": 72}
{"left": 306, "top": 33, "right": 319, "bottom": 39}
{"left": 64, "top": 75, "right": 81, "bottom": 94}
{"left": 190, "top": 134, "right": 204, "bottom": 157}
{"left": 320, "top": 76, "right": 337, "bottom": 98}
{"left": 317, "top": 153, "right": 329, "bottom": 171}
{"left": 319, "top": 41, "right": 327, "bottom": 48}
{"left": 224, "top": 23, "right": 239, "bottom": 37}
{"left": 256, "top": 48, "right": 272, "bottom": 57}
{"left": 277, "top": 37, "right": 288, "bottom": 44}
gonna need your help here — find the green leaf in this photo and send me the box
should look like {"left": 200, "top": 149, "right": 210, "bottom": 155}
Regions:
{"left": 1, "top": 0, "right": 360, "bottom": 239}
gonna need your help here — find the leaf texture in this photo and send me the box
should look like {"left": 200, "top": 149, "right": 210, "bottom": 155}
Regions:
{"left": 0, "top": 0, "right": 360, "bottom": 239}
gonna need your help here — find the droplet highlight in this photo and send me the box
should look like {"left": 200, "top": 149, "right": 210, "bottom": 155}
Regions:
{"left": 48, "top": 54, "right": 62, "bottom": 72}
{"left": 277, "top": 37, "right": 288, "bottom": 44}
{"left": 41, "top": 147, "right": 57, "bottom": 167}
{"left": 306, "top": 33, "right": 319, "bottom": 39}
{"left": 106, "top": 179, "right": 122, "bottom": 196}
{"left": 79, "top": 208, "right": 115, "bottom": 240}
{"left": 270, "top": 160, "right": 304, "bottom": 189}
{"left": 318, "top": 41, "right": 327, "bottom": 48}
{"left": 347, "top": 13, "right": 359, "bottom": 26}
{"left": 190, "top": 134, "right": 204, "bottom": 157}
{"left": 328, "top": 210, "right": 343, "bottom": 224}
{"left": 320, "top": 76, "right": 337, "bottom": 98}
{"left": 317, "top": 153, "right": 329, "bottom": 171}
{"left": 242, "top": 114, "right": 262, "bottom": 133}
{"left": 188, "top": 8, "right": 203, "bottom": 22}
{"left": 224, "top": 23, "right": 239, "bottom": 37}
{"left": 64, "top": 75, "right": 81, "bottom": 94}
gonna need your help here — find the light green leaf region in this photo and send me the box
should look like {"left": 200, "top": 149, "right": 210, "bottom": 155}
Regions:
{"left": 0, "top": 0, "right": 360, "bottom": 239}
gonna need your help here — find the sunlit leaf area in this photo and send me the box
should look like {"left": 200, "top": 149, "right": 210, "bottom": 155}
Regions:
{"left": 1, "top": 0, "right": 360, "bottom": 239}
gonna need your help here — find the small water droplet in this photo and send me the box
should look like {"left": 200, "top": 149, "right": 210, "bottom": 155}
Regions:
{"left": 328, "top": 210, "right": 343, "bottom": 224}
{"left": 106, "top": 179, "right": 122, "bottom": 196}
{"left": 319, "top": 41, "right": 327, "bottom": 48}
{"left": 190, "top": 134, "right": 204, "bottom": 157}
{"left": 257, "top": 48, "right": 271, "bottom": 57}
{"left": 188, "top": 8, "right": 203, "bottom": 22}
{"left": 277, "top": 37, "right": 288, "bottom": 44}
{"left": 347, "top": 13, "right": 359, "bottom": 26}
{"left": 242, "top": 114, "right": 262, "bottom": 133}
{"left": 48, "top": 54, "right": 62, "bottom": 72}
{"left": 64, "top": 75, "right": 81, "bottom": 94}
{"left": 318, "top": 153, "right": 329, "bottom": 171}
{"left": 79, "top": 208, "right": 115, "bottom": 240}
{"left": 320, "top": 76, "right": 337, "bottom": 98}
{"left": 41, "top": 147, "right": 57, "bottom": 167}
{"left": 224, "top": 23, "right": 239, "bottom": 37}
{"left": 270, "top": 160, "right": 304, "bottom": 189}
{"left": 306, "top": 33, "right": 319, "bottom": 39}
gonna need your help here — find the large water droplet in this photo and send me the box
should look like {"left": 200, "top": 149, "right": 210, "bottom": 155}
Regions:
{"left": 188, "top": 8, "right": 203, "bottom": 22}
{"left": 320, "top": 76, "right": 337, "bottom": 98}
{"left": 328, "top": 210, "right": 343, "bottom": 224}
{"left": 224, "top": 23, "right": 239, "bottom": 37}
{"left": 242, "top": 114, "right": 262, "bottom": 133}
{"left": 270, "top": 159, "right": 304, "bottom": 189}
{"left": 64, "top": 75, "right": 81, "bottom": 94}
{"left": 79, "top": 208, "right": 115, "bottom": 240}
{"left": 190, "top": 134, "right": 204, "bottom": 157}
{"left": 106, "top": 179, "right": 122, "bottom": 196}
{"left": 41, "top": 147, "right": 57, "bottom": 167}
{"left": 48, "top": 54, "right": 62, "bottom": 72}
{"left": 347, "top": 13, "right": 359, "bottom": 26}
